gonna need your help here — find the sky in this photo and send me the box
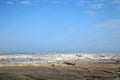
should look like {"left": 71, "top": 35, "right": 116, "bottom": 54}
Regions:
{"left": 0, "top": 0, "right": 120, "bottom": 53}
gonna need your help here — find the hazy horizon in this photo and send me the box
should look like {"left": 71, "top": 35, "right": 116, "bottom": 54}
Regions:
{"left": 0, "top": 0, "right": 120, "bottom": 53}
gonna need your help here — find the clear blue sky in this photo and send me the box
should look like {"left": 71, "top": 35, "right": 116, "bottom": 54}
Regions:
{"left": 0, "top": 0, "right": 120, "bottom": 52}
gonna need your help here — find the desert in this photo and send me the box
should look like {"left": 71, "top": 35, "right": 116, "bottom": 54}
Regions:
{"left": 0, "top": 53, "right": 120, "bottom": 80}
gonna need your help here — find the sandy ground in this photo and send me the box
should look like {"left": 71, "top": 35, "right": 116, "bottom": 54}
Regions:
{"left": 0, "top": 60, "right": 120, "bottom": 80}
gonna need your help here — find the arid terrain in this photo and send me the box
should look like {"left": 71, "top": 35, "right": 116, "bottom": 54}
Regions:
{"left": 0, "top": 60, "right": 120, "bottom": 80}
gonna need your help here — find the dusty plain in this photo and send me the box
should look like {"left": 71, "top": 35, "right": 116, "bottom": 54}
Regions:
{"left": 0, "top": 60, "right": 120, "bottom": 80}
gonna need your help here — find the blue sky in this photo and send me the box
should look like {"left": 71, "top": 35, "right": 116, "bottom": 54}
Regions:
{"left": 0, "top": 0, "right": 120, "bottom": 52}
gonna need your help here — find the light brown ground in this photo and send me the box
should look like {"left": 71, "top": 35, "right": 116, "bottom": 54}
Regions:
{"left": 0, "top": 60, "right": 120, "bottom": 80}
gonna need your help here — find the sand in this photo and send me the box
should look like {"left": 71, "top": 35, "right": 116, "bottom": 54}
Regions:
{"left": 0, "top": 60, "right": 120, "bottom": 80}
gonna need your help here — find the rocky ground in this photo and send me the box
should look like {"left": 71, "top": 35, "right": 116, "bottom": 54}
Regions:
{"left": 0, "top": 60, "right": 120, "bottom": 80}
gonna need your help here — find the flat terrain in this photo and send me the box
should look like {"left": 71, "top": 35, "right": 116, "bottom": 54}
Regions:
{"left": 0, "top": 60, "right": 120, "bottom": 80}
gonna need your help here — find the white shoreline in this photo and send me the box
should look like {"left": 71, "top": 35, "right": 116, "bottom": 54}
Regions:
{"left": 0, "top": 53, "right": 120, "bottom": 63}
